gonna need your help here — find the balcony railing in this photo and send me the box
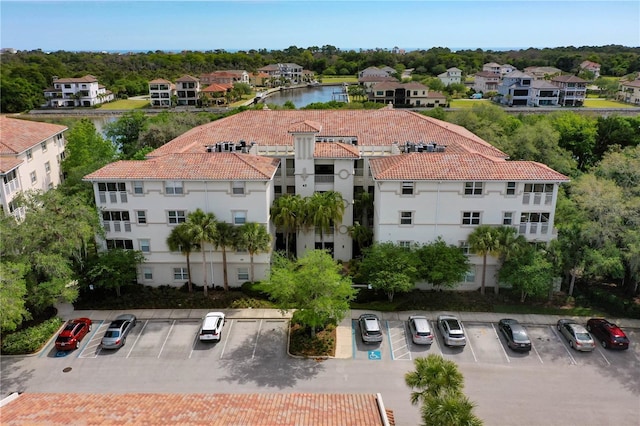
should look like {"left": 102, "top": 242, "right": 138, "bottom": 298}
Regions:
{"left": 315, "top": 175, "right": 334, "bottom": 183}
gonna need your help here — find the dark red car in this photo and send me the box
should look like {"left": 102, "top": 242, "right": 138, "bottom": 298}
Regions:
{"left": 586, "top": 318, "right": 630, "bottom": 350}
{"left": 55, "top": 318, "right": 92, "bottom": 350}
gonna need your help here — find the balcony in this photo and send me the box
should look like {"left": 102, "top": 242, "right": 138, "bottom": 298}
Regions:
{"left": 315, "top": 175, "right": 334, "bottom": 183}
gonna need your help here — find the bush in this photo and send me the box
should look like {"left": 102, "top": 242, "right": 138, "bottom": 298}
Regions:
{"left": 1, "top": 317, "right": 63, "bottom": 355}
{"left": 579, "top": 284, "right": 640, "bottom": 319}
{"left": 240, "top": 281, "right": 269, "bottom": 299}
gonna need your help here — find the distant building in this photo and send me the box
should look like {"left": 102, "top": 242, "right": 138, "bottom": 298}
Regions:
{"left": 358, "top": 66, "right": 392, "bottom": 79}
{"left": 524, "top": 66, "right": 563, "bottom": 80}
{"left": 617, "top": 78, "right": 640, "bottom": 105}
{"left": 199, "top": 70, "right": 249, "bottom": 86}
{"left": 437, "top": 67, "right": 462, "bottom": 86}
{"left": 483, "top": 63, "right": 516, "bottom": 76}
{"left": 175, "top": 75, "right": 201, "bottom": 106}
{"left": 148, "top": 78, "right": 175, "bottom": 108}
{"left": 0, "top": 117, "right": 67, "bottom": 220}
{"left": 258, "top": 63, "right": 303, "bottom": 84}
{"left": 367, "top": 82, "right": 445, "bottom": 107}
{"left": 201, "top": 83, "right": 233, "bottom": 106}
{"left": 473, "top": 71, "right": 501, "bottom": 93}
{"left": 43, "top": 75, "right": 114, "bottom": 108}
{"left": 579, "top": 60, "right": 601, "bottom": 79}
{"left": 551, "top": 75, "right": 588, "bottom": 106}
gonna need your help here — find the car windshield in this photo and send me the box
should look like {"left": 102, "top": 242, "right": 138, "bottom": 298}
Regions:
{"left": 513, "top": 330, "right": 529, "bottom": 342}
{"left": 444, "top": 319, "right": 461, "bottom": 330}
{"left": 576, "top": 332, "right": 591, "bottom": 341}
{"left": 64, "top": 324, "right": 76, "bottom": 331}
{"left": 104, "top": 330, "right": 120, "bottom": 338}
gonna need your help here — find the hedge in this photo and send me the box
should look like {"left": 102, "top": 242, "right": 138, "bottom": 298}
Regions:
{"left": 1, "top": 317, "right": 63, "bottom": 355}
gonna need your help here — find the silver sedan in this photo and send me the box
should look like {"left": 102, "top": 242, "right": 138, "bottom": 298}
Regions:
{"left": 101, "top": 314, "right": 137, "bottom": 349}
{"left": 557, "top": 319, "right": 595, "bottom": 352}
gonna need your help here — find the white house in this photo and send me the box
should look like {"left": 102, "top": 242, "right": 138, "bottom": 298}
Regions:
{"left": 0, "top": 117, "right": 67, "bottom": 220}
{"left": 85, "top": 109, "right": 568, "bottom": 291}
{"left": 43, "top": 75, "right": 114, "bottom": 108}
{"left": 438, "top": 67, "right": 462, "bottom": 86}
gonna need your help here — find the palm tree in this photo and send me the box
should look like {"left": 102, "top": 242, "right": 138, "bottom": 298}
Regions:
{"left": 271, "top": 194, "right": 303, "bottom": 257}
{"left": 421, "top": 391, "right": 483, "bottom": 426}
{"left": 166, "top": 223, "right": 198, "bottom": 293}
{"left": 493, "top": 226, "right": 528, "bottom": 294}
{"left": 185, "top": 208, "right": 217, "bottom": 297}
{"left": 306, "top": 191, "right": 345, "bottom": 251}
{"left": 238, "top": 222, "right": 272, "bottom": 282}
{"left": 347, "top": 221, "right": 373, "bottom": 257}
{"left": 405, "top": 354, "right": 464, "bottom": 405}
{"left": 467, "top": 225, "right": 500, "bottom": 295}
{"left": 212, "top": 221, "right": 239, "bottom": 291}
{"left": 353, "top": 190, "right": 373, "bottom": 227}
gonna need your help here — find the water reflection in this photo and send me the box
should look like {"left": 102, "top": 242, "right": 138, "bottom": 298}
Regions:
{"left": 260, "top": 85, "right": 346, "bottom": 107}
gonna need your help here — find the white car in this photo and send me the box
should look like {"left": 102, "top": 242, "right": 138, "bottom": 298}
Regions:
{"left": 407, "top": 315, "right": 433, "bottom": 345}
{"left": 437, "top": 315, "right": 466, "bottom": 347}
{"left": 199, "top": 312, "right": 225, "bottom": 341}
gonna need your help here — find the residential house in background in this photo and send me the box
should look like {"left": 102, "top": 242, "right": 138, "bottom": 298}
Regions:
{"left": 438, "top": 67, "right": 462, "bottom": 86}
{"left": 551, "top": 75, "right": 588, "bottom": 106}
{"left": 483, "top": 63, "right": 516, "bottom": 76}
{"left": 473, "top": 71, "right": 501, "bottom": 93}
{"left": 0, "top": 117, "right": 67, "bottom": 220}
{"left": 367, "top": 82, "right": 445, "bottom": 107}
{"left": 358, "top": 75, "right": 398, "bottom": 90}
{"left": 358, "top": 66, "right": 392, "bottom": 79}
{"left": 529, "top": 80, "right": 560, "bottom": 106}
{"left": 496, "top": 70, "right": 534, "bottom": 106}
{"left": 258, "top": 63, "right": 304, "bottom": 84}
{"left": 43, "top": 75, "right": 114, "bottom": 108}
{"left": 201, "top": 83, "right": 233, "bottom": 106}
{"left": 617, "top": 78, "right": 640, "bottom": 105}
{"left": 523, "top": 66, "right": 562, "bottom": 80}
{"left": 579, "top": 60, "right": 601, "bottom": 79}
{"left": 249, "top": 71, "right": 271, "bottom": 87}
{"left": 84, "top": 109, "right": 568, "bottom": 291}
{"left": 175, "top": 75, "right": 201, "bottom": 106}
{"left": 200, "top": 70, "right": 249, "bottom": 86}
{"left": 148, "top": 78, "right": 175, "bottom": 108}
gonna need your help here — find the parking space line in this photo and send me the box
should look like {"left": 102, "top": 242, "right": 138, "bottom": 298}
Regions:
{"left": 530, "top": 338, "right": 544, "bottom": 364}
{"left": 491, "top": 323, "right": 510, "bottom": 363}
{"left": 75, "top": 320, "right": 104, "bottom": 358}
{"left": 188, "top": 328, "right": 201, "bottom": 359}
{"left": 157, "top": 320, "right": 175, "bottom": 358}
{"left": 462, "top": 322, "right": 478, "bottom": 362}
{"left": 218, "top": 319, "right": 234, "bottom": 359}
{"left": 251, "top": 319, "right": 263, "bottom": 359}
{"left": 550, "top": 325, "right": 577, "bottom": 365}
{"left": 126, "top": 319, "right": 148, "bottom": 359}
{"left": 386, "top": 321, "right": 395, "bottom": 360}
{"left": 351, "top": 320, "right": 357, "bottom": 359}
{"left": 595, "top": 347, "right": 611, "bottom": 366}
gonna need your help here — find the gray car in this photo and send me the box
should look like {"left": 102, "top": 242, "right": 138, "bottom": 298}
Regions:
{"left": 358, "top": 314, "right": 383, "bottom": 344}
{"left": 437, "top": 315, "right": 466, "bottom": 347}
{"left": 557, "top": 319, "right": 595, "bottom": 352}
{"left": 101, "top": 314, "right": 137, "bottom": 349}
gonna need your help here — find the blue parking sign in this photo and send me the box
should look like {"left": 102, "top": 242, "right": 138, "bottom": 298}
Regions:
{"left": 368, "top": 350, "right": 381, "bottom": 360}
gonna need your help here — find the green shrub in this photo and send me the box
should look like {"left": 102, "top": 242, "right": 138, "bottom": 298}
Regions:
{"left": 2, "top": 317, "right": 63, "bottom": 355}
{"left": 240, "top": 281, "right": 269, "bottom": 299}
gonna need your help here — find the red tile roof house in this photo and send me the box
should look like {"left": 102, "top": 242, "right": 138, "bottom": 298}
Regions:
{"left": 83, "top": 108, "right": 568, "bottom": 291}
{"left": 0, "top": 392, "right": 395, "bottom": 425}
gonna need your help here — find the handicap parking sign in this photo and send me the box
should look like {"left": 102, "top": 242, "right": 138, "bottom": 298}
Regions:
{"left": 368, "top": 350, "right": 381, "bottom": 360}
{"left": 55, "top": 351, "right": 69, "bottom": 358}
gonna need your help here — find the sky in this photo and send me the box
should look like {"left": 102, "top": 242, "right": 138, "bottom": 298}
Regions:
{"left": 1, "top": 0, "right": 639, "bottom": 52}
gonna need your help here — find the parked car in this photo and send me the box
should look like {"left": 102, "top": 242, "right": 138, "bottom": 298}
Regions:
{"left": 498, "top": 318, "right": 532, "bottom": 352}
{"left": 586, "top": 318, "right": 630, "bottom": 350}
{"left": 437, "top": 315, "right": 466, "bottom": 347}
{"left": 358, "top": 314, "right": 383, "bottom": 344}
{"left": 199, "top": 312, "right": 226, "bottom": 342}
{"left": 407, "top": 315, "right": 433, "bottom": 345}
{"left": 55, "top": 317, "right": 92, "bottom": 350}
{"left": 557, "top": 319, "right": 595, "bottom": 352}
{"left": 101, "top": 314, "right": 137, "bottom": 349}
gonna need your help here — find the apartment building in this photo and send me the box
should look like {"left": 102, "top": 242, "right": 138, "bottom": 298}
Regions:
{"left": 148, "top": 78, "right": 175, "bottom": 108}
{"left": 84, "top": 109, "right": 568, "bottom": 291}
{"left": 175, "top": 75, "right": 201, "bottom": 106}
{"left": 367, "top": 82, "right": 445, "bottom": 107}
{"left": 0, "top": 117, "right": 67, "bottom": 219}
{"left": 551, "top": 75, "right": 588, "bottom": 106}
{"left": 43, "top": 75, "right": 114, "bottom": 108}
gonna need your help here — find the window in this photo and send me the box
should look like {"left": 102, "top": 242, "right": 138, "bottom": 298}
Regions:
{"left": 106, "top": 239, "right": 134, "bottom": 250}
{"left": 136, "top": 210, "right": 147, "bottom": 224}
{"left": 165, "top": 181, "right": 183, "bottom": 195}
{"left": 237, "top": 267, "right": 249, "bottom": 281}
{"left": 30, "top": 171, "right": 37, "bottom": 184}
{"left": 173, "top": 267, "right": 188, "bottom": 280}
{"left": 401, "top": 181, "right": 414, "bottom": 195}
{"left": 523, "top": 183, "right": 554, "bottom": 205}
{"left": 168, "top": 210, "right": 186, "bottom": 224}
{"left": 464, "top": 268, "right": 476, "bottom": 283}
{"left": 98, "top": 182, "right": 127, "bottom": 203}
{"left": 133, "top": 181, "right": 144, "bottom": 194}
{"left": 462, "top": 212, "right": 481, "bottom": 225}
{"left": 506, "top": 182, "right": 516, "bottom": 195}
{"left": 459, "top": 242, "right": 471, "bottom": 255}
{"left": 286, "top": 186, "right": 295, "bottom": 194}
{"left": 519, "top": 212, "right": 550, "bottom": 235}
{"left": 142, "top": 268, "right": 153, "bottom": 280}
{"left": 41, "top": 141, "right": 48, "bottom": 152}
{"left": 398, "top": 241, "right": 412, "bottom": 249}
{"left": 400, "top": 211, "right": 413, "bottom": 225}
{"left": 45, "top": 162, "right": 51, "bottom": 174}
{"left": 232, "top": 181, "right": 245, "bottom": 195}
{"left": 26, "top": 149, "right": 33, "bottom": 161}
{"left": 464, "top": 182, "right": 483, "bottom": 195}
{"left": 102, "top": 211, "right": 131, "bottom": 232}
{"left": 233, "top": 211, "right": 247, "bottom": 225}
{"left": 139, "top": 239, "right": 150, "bottom": 253}
{"left": 503, "top": 212, "right": 514, "bottom": 225}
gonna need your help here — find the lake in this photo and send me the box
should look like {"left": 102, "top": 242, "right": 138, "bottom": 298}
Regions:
{"left": 260, "top": 85, "right": 348, "bottom": 107}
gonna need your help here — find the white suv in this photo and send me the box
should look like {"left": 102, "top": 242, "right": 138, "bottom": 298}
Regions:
{"left": 199, "top": 312, "right": 225, "bottom": 341}
{"left": 437, "top": 315, "right": 466, "bottom": 347}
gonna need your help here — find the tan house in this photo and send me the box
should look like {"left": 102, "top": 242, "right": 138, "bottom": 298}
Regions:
{"left": 148, "top": 78, "right": 175, "bottom": 108}
{"left": 367, "top": 82, "right": 445, "bottom": 107}
{"left": 617, "top": 78, "right": 640, "bottom": 105}
{"left": 524, "top": 66, "right": 562, "bottom": 80}
{"left": 579, "top": 60, "right": 601, "bottom": 79}
{"left": 200, "top": 70, "right": 249, "bottom": 86}
{"left": 473, "top": 71, "right": 501, "bottom": 93}
{"left": 175, "top": 75, "right": 201, "bottom": 106}
{"left": 201, "top": 83, "right": 233, "bottom": 106}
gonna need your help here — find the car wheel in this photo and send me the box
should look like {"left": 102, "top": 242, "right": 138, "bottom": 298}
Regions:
{"left": 570, "top": 340, "right": 574, "bottom": 349}
{"left": 75, "top": 341, "right": 79, "bottom": 350}
{"left": 586, "top": 324, "right": 591, "bottom": 332}
{"left": 601, "top": 340, "right": 607, "bottom": 348}
{"left": 121, "top": 338, "right": 126, "bottom": 347}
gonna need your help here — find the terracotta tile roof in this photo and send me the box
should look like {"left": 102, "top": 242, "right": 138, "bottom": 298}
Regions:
{"left": 52, "top": 75, "right": 98, "bottom": 83}
{"left": 202, "top": 83, "right": 233, "bottom": 92}
{"left": 0, "top": 116, "right": 67, "bottom": 154}
{"left": 1, "top": 393, "right": 392, "bottom": 425}
{"left": 0, "top": 156, "right": 22, "bottom": 173}
{"left": 177, "top": 74, "right": 199, "bottom": 82}
{"left": 315, "top": 142, "right": 361, "bottom": 159}
{"left": 288, "top": 120, "right": 322, "bottom": 133}
{"left": 370, "top": 152, "right": 569, "bottom": 181}
{"left": 620, "top": 79, "right": 640, "bottom": 88}
{"left": 149, "top": 110, "right": 507, "bottom": 159}
{"left": 149, "top": 78, "right": 172, "bottom": 84}
{"left": 83, "top": 153, "right": 280, "bottom": 181}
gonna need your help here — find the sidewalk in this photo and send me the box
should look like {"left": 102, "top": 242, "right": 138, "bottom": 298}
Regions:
{"left": 56, "top": 303, "right": 640, "bottom": 360}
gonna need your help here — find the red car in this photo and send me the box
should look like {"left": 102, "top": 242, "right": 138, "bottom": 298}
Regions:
{"left": 55, "top": 318, "right": 92, "bottom": 350}
{"left": 586, "top": 318, "right": 630, "bottom": 350}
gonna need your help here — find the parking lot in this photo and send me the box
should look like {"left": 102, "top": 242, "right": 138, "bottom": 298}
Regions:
{"left": 352, "top": 318, "right": 640, "bottom": 369}
{"left": 40, "top": 318, "right": 290, "bottom": 361}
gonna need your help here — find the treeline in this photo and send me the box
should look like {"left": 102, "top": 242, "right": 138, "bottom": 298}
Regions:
{"left": 2, "top": 45, "right": 640, "bottom": 112}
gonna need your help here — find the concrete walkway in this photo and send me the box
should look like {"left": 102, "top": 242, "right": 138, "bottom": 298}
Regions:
{"left": 56, "top": 303, "right": 640, "bottom": 360}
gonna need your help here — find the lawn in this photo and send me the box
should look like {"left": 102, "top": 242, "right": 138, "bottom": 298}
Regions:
{"left": 97, "top": 99, "right": 150, "bottom": 110}
{"left": 449, "top": 99, "right": 492, "bottom": 108}
{"left": 583, "top": 98, "right": 637, "bottom": 108}
{"left": 320, "top": 75, "right": 358, "bottom": 84}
